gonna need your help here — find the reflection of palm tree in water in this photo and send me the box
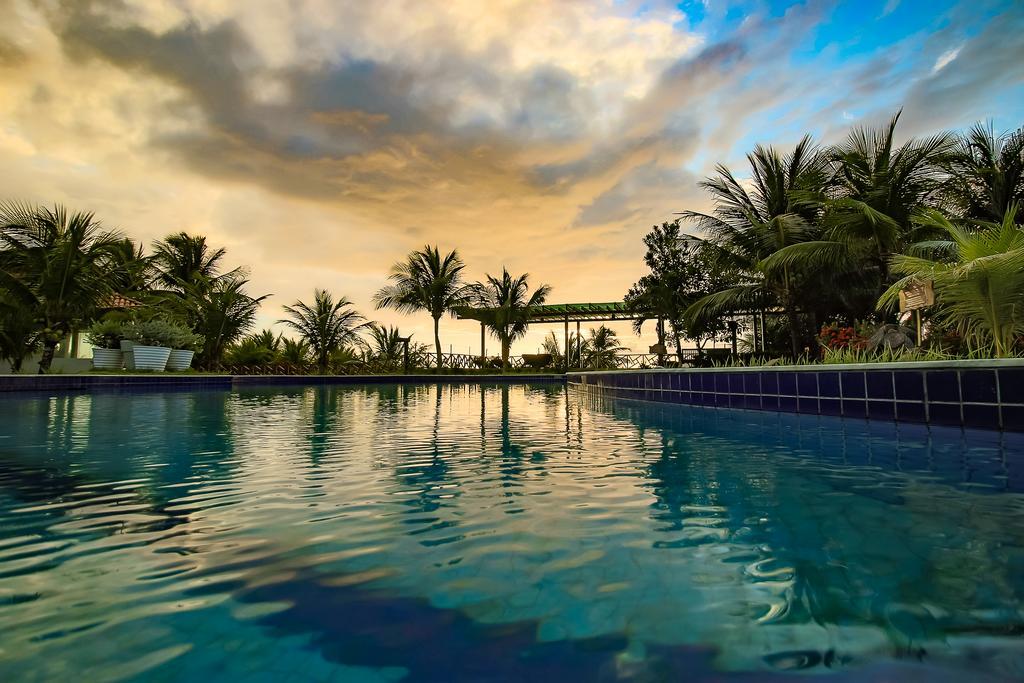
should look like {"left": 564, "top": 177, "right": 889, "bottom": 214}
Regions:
{"left": 393, "top": 385, "right": 454, "bottom": 518}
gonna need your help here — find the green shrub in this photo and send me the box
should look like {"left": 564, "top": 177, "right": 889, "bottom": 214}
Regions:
{"left": 85, "top": 319, "right": 124, "bottom": 349}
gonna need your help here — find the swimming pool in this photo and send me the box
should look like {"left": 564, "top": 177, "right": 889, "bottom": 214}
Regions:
{"left": 1, "top": 383, "right": 1022, "bottom": 681}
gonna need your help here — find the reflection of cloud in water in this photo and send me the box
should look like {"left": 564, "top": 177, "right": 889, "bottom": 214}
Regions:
{"left": 0, "top": 384, "right": 1022, "bottom": 681}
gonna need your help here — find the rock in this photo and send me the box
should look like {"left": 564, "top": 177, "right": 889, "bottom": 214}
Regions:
{"left": 866, "top": 324, "right": 916, "bottom": 352}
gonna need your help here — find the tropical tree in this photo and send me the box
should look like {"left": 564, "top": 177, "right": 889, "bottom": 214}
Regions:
{"left": 941, "top": 122, "right": 1024, "bottom": 223}
{"left": 682, "top": 135, "right": 830, "bottom": 356}
{"left": 280, "top": 289, "right": 369, "bottom": 373}
{"left": 879, "top": 204, "right": 1024, "bottom": 357}
{"left": 107, "top": 238, "right": 154, "bottom": 297}
{"left": 625, "top": 222, "right": 738, "bottom": 356}
{"left": 0, "top": 203, "right": 125, "bottom": 372}
{"left": 152, "top": 232, "right": 237, "bottom": 293}
{"left": 226, "top": 329, "right": 280, "bottom": 366}
{"left": 367, "top": 324, "right": 405, "bottom": 366}
{"left": 471, "top": 269, "right": 551, "bottom": 370}
{"left": 373, "top": 245, "right": 472, "bottom": 370}
{"left": 280, "top": 337, "right": 311, "bottom": 367}
{"left": 584, "top": 325, "right": 626, "bottom": 369}
{"left": 0, "top": 291, "right": 41, "bottom": 372}
{"left": 762, "top": 112, "right": 953, "bottom": 320}
{"left": 182, "top": 276, "right": 267, "bottom": 368}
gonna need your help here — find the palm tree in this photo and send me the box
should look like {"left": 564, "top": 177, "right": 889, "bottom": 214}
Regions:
{"left": 0, "top": 203, "right": 124, "bottom": 372}
{"left": 107, "top": 238, "right": 153, "bottom": 297}
{"left": 152, "top": 232, "right": 237, "bottom": 292}
{"left": 183, "top": 275, "right": 268, "bottom": 368}
{"left": 280, "top": 337, "right": 311, "bottom": 367}
{"left": 879, "top": 204, "right": 1024, "bottom": 357}
{"left": 373, "top": 246, "right": 472, "bottom": 370}
{"left": 0, "top": 290, "right": 41, "bottom": 372}
{"left": 941, "top": 122, "right": 1024, "bottom": 223}
{"left": 682, "top": 135, "right": 829, "bottom": 356}
{"left": 585, "top": 325, "right": 626, "bottom": 369}
{"left": 367, "top": 324, "right": 405, "bottom": 366}
{"left": 471, "top": 269, "right": 551, "bottom": 370}
{"left": 763, "top": 112, "right": 953, "bottom": 320}
{"left": 280, "top": 289, "right": 369, "bottom": 373}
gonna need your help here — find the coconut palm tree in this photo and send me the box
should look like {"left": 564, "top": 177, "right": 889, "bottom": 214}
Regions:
{"left": 471, "top": 269, "right": 551, "bottom": 370}
{"left": 682, "top": 135, "right": 830, "bottom": 356}
{"left": 0, "top": 290, "right": 41, "bottom": 373}
{"left": 183, "top": 275, "right": 268, "bottom": 368}
{"left": 152, "top": 232, "right": 238, "bottom": 293}
{"left": 585, "top": 325, "right": 626, "bottom": 369}
{"left": 0, "top": 202, "right": 124, "bottom": 372}
{"left": 280, "top": 337, "right": 311, "bottom": 367}
{"left": 367, "top": 324, "right": 405, "bottom": 366}
{"left": 373, "top": 246, "right": 473, "bottom": 370}
{"left": 280, "top": 289, "right": 369, "bottom": 373}
{"left": 941, "top": 122, "right": 1024, "bottom": 223}
{"left": 762, "top": 112, "right": 953, "bottom": 320}
{"left": 879, "top": 204, "right": 1024, "bottom": 357}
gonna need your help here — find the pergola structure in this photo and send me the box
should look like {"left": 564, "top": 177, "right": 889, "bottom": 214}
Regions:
{"left": 455, "top": 301, "right": 771, "bottom": 364}
{"left": 454, "top": 302, "right": 656, "bottom": 364}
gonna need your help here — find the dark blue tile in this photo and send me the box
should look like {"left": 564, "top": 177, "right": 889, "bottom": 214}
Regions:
{"left": 842, "top": 399, "right": 866, "bottom": 418}
{"left": 779, "top": 396, "right": 798, "bottom": 412}
{"left": 743, "top": 373, "right": 760, "bottom": 394}
{"left": 893, "top": 371, "right": 924, "bottom": 401}
{"left": 729, "top": 374, "right": 744, "bottom": 393}
{"left": 778, "top": 372, "right": 797, "bottom": 396}
{"left": 928, "top": 402, "right": 962, "bottom": 426}
{"left": 896, "top": 401, "right": 927, "bottom": 423}
{"left": 961, "top": 370, "right": 997, "bottom": 404}
{"left": 715, "top": 393, "right": 730, "bottom": 407}
{"left": 866, "top": 372, "right": 894, "bottom": 400}
{"left": 760, "top": 372, "right": 779, "bottom": 395}
{"left": 926, "top": 371, "right": 960, "bottom": 403}
{"left": 691, "top": 374, "right": 706, "bottom": 391}
{"left": 820, "top": 398, "right": 842, "bottom": 416}
{"left": 698, "top": 392, "right": 714, "bottom": 406}
{"left": 818, "top": 372, "right": 840, "bottom": 398}
{"left": 761, "top": 395, "right": 779, "bottom": 411}
{"left": 797, "top": 373, "right": 818, "bottom": 397}
{"left": 715, "top": 374, "right": 729, "bottom": 393}
{"left": 668, "top": 373, "right": 680, "bottom": 390}
{"left": 744, "top": 395, "right": 762, "bottom": 410}
{"left": 867, "top": 400, "right": 895, "bottom": 421}
{"left": 679, "top": 373, "right": 692, "bottom": 390}
{"left": 841, "top": 372, "right": 866, "bottom": 399}
{"left": 678, "top": 391, "right": 692, "bottom": 404}
{"left": 1001, "top": 405, "right": 1024, "bottom": 431}
{"left": 798, "top": 396, "right": 819, "bottom": 413}
{"left": 964, "top": 403, "right": 1000, "bottom": 430}
{"left": 999, "top": 369, "right": 1024, "bottom": 404}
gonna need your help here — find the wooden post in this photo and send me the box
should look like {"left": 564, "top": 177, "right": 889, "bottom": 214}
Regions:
{"left": 576, "top": 321, "right": 581, "bottom": 369}
{"left": 564, "top": 317, "right": 569, "bottom": 370}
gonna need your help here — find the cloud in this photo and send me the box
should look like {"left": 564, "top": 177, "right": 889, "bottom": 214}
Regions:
{"left": 931, "top": 45, "right": 963, "bottom": 74}
{"left": 1, "top": 0, "right": 1022, "bottom": 354}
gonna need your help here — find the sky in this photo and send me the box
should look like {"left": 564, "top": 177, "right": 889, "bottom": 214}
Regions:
{"left": 1, "top": 0, "right": 1022, "bottom": 355}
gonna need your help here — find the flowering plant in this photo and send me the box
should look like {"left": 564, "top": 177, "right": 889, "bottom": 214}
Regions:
{"left": 818, "top": 322, "right": 869, "bottom": 351}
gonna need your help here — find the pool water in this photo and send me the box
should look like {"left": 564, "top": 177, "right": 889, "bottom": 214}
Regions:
{"left": 1, "top": 383, "right": 1023, "bottom": 682}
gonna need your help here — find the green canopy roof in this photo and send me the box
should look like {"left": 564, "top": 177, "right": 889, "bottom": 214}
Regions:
{"left": 454, "top": 301, "right": 648, "bottom": 323}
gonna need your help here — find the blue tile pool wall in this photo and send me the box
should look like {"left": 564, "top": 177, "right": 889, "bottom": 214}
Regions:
{"left": 568, "top": 366, "right": 1024, "bottom": 432}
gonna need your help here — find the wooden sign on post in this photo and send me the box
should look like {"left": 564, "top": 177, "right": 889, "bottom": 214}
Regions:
{"left": 898, "top": 280, "right": 934, "bottom": 344}
{"left": 898, "top": 280, "right": 935, "bottom": 312}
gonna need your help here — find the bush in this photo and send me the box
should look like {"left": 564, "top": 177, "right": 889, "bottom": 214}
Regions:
{"left": 123, "top": 319, "right": 202, "bottom": 349}
{"left": 85, "top": 319, "right": 124, "bottom": 349}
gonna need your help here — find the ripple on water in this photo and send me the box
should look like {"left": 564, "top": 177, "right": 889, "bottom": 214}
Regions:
{"left": 0, "top": 383, "right": 1022, "bottom": 682}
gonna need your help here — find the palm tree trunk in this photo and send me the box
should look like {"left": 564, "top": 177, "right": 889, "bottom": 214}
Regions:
{"left": 38, "top": 339, "right": 58, "bottom": 374}
{"left": 501, "top": 338, "right": 510, "bottom": 372}
{"left": 433, "top": 315, "right": 443, "bottom": 370}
